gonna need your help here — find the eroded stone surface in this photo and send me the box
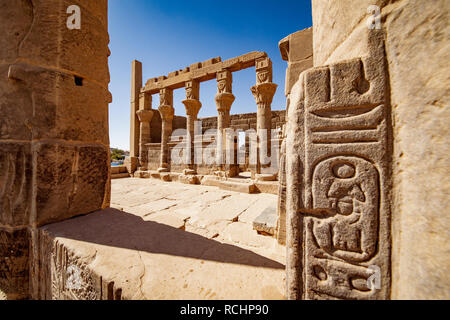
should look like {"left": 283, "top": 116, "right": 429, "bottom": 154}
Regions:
{"left": 253, "top": 206, "right": 278, "bottom": 236}
{"left": 0, "top": 0, "right": 110, "bottom": 299}
{"left": 0, "top": 228, "right": 30, "bottom": 300}
{"left": 34, "top": 143, "right": 109, "bottom": 227}
{"left": 286, "top": 30, "right": 391, "bottom": 300}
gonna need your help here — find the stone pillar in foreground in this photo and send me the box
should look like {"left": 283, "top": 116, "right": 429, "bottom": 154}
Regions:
{"left": 158, "top": 88, "right": 174, "bottom": 172}
{"left": 276, "top": 28, "right": 313, "bottom": 245}
{"left": 0, "top": 0, "right": 110, "bottom": 299}
{"left": 286, "top": 30, "right": 391, "bottom": 300}
{"left": 215, "top": 70, "right": 237, "bottom": 177}
{"left": 182, "top": 80, "right": 202, "bottom": 174}
{"left": 251, "top": 57, "right": 277, "bottom": 179}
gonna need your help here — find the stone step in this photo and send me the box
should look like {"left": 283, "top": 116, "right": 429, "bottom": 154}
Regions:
{"left": 254, "top": 181, "right": 279, "bottom": 195}
{"left": 111, "top": 173, "right": 131, "bottom": 179}
{"left": 201, "top": 176, "right": 258, "bottom": 194}
{"left": 253, "top": 206, "right": 278, "bottom": 236}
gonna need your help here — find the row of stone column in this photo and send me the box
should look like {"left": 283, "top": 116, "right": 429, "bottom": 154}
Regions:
{"left": 135, "top": 57, "right": 277, "bottom": 176}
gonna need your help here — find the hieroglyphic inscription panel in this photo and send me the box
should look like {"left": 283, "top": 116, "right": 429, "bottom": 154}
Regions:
{"left": 301, "top": 31, "right": 391, "bottom": 300}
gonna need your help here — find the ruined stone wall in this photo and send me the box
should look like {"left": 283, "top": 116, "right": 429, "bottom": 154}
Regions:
{"left": 150, "top": 114, "right": 186, "bottom": 143}
{"left": 141, "top": 111, "right": 285, "bottom": 173}
{"left": 200, "top": 110, "right": 286, "bottom": 133}
{"left": 0, "top": 0, "right": 111, "bottom": 299}
{"left": 284, "top": 0, "right": 450, "bottom": 300}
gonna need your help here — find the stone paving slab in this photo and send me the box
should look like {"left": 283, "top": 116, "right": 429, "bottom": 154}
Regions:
{"left": 40, "top": 177, "right": 286, "bottom": 300}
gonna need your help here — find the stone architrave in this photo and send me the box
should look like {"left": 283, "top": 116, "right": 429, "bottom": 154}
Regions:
{"left": 182, "top": 80, "right": 202, "bottom": 173}
{"left": 158, "top": 88, "right": 174, "bottom": 172}
{"left": 286, "top": 30, "right": 391, "bottom": 300}
{"left": 251, "top": 57, "right": 277, "bottom": 177}
{"left": 215, "top": 70, "right": 237, "bottom": 176}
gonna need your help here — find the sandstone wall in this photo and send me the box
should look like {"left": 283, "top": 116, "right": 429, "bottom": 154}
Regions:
{"left": 200, "top": 110, "right": 286, "bottom": 133}
{"left": 277, "top": 27, "right": 314, "bottom": 246}
{"left": 0, "top": 0, "right": 111, "bottom": 299}
{"left": 309, "top": 0, "right": 450, "bottom": 299}
{"left": 150, "top": 114, "right": 186, "bottom": 144}
{"left": 141, "top": 110, "right": 286, "bottom": 173}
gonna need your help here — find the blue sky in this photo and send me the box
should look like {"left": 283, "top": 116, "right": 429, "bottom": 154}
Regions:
{"left": 108, "top": 0, "right": 312, "bottom": 150}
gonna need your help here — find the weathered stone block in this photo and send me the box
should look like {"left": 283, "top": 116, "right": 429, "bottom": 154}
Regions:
{"left": 178, "top": 174, "right": 200, "bottom": 185}
{"left": 0, "top": 228, "right": 30, "bottom": 300}
{"left": 0, "top": 65, "right": 33, "bottom": 140}
{"left": 16, "top": 0, "right": 109, "bottom": 84}
{"left": 34, "top": 143, "right": 109, "bottom": 226}
{"left": 6, "top": 63, "right": 110, "bottom": 144}
{"left": 0, "top": 143, "right": 32, "bottom": 227}
{"left": 285, "top": 59, "right": 313, "bottom": 96}
{"left": 288, "top": 27, "right": 313, "bottom": 62}
{"left": 253, "top": 206, "right": 278, "bottom": 235}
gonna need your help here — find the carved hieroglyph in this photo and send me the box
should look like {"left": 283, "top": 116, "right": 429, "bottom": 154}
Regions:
{"left": 34, "top": 233, "right": 122, "bottom": 300}
{"left": 286, "top": 30, "right": 391, "bottom": 300}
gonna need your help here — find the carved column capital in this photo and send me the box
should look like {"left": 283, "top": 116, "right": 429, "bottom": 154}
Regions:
{"left": 215, "top": 92, "right": 235, "bottom": 113}
{"left": 136, "top": 109, "right": 154, "bottom": 123}
{"left": 158, "top": 104, "right": 174, "bottom": 121}
{"left": 139, "top": 92, "right": 152, "bottom": 111}
{"left": 185, "top": 80, "right": 200, "bottom": 100}
{"left": 255, "top": 57, "right": 273, "bottom": 84}
{"left": 251, "top": 82, "right": 277, "bottom": 106}
{"left": 182, "top": 99, "right": 202, "bottom": 117}
{"left": 216, "top": 69, "right": 232, "bottom": 94}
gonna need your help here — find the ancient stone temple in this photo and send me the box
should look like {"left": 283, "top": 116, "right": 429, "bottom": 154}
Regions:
{"left": 128, "top": 52, "right": 283, "bottom": 181}
{"left": 0, "top": 0, "right": 448, "bottom": 300}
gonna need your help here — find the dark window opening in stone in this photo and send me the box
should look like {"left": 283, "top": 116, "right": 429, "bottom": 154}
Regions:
{"left": 75, "top": 76, "right": 83, "bottom": 86}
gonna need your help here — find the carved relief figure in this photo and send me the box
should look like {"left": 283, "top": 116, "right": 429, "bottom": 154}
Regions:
{"left": 304, "top": 156, "right": 381, "bottom": 299}
{"left": 309, "top": 156, "right": 379, "bottom": 262}
{"left": 159, "top": 88, "right": 173, "bottom": 106}
{"left": 216, "top": 70, "right": 232, "bottom": 94}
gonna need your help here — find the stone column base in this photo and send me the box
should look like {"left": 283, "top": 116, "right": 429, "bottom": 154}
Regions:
{"left": 124, "top": 156, "right": 138, "bottom": 174}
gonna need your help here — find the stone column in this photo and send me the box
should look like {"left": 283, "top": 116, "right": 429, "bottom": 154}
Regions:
{"left": 251, "top": 57, "right": 277, "bottom": 178}
{"left": 158, "top": 88, "right": 174, "bottom": 172}
{"left": 215, "top": 70, "right": 237, "bottom": 176}
{"left": 136, "top": 92, "right": 153, "bottom": 170}
{"left": 277, "top": 28, "right": 313, "bottom": 245}
{"left": 129, "top": 60, "right": 142, "bottom": 174}
{"left": 182, "top": 80, "right": 202, "bottom": 174}
{"left": 0, "top": 0, "right": 110, "bottom": 299}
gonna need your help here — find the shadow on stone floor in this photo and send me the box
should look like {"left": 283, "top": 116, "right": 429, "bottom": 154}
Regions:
{"left": 42, "top": 208, "right": 285, "bottom": 270}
